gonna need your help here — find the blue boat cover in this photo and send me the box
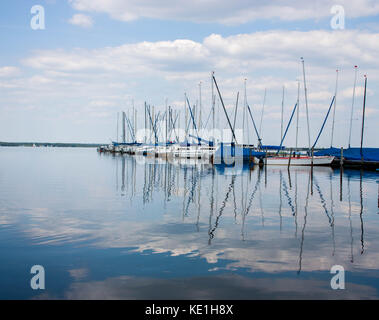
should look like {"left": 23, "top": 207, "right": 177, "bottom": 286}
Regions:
{"left": 314, "top": 147, "right": 379, "bottom": 162}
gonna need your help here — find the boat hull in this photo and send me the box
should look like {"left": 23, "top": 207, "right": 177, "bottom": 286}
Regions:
{"left": 265, "top": 156, "right": 334, "bottom": 166}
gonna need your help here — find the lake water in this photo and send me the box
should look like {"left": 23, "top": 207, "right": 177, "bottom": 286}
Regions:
{"left": 0, "top": 147, "right": 378, "bottom": 299}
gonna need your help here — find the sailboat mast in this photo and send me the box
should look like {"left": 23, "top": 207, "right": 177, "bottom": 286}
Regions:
{"left": 145, "top": 102, "right": 149, "bottom": 143}
{"left": 151, "top": 106, "right": 154, "bottom": 145}
{"left": 134, "top": 108, "right": 137, "bottom": 143}
{"left": 192, "top": 101, "right": 196, "bottom": 132}
{"left": 243, "top": 78, "right": 247, "bottom": 145}
{"left": 232, "top": 92, "right": 239, "bottom": 144}
{"left": 132, "top": 99, "right": 136, "bottom": 142}
{"left": 280, "top": 86, "right": 285, "bottom": 142}
{"left": 360, "top": 75, "right": 367, "bottom": 160}
{"left": 178, "top": 110, "right": 181, "bottom": 142}
{"left": 165, "top": 98, "right": 168, "bottom": 144}
{"left": 348, "top": 66, "right": 358, "bottom": 148}
{"left": 258, "top": 88, "right": 266, "bottom": 139}
{"left": 178, "top": 110, "right": 181, "bottom": 141}
{"left": 168, "top": 106, "right": 172, "bottom": 142}
{"left": 330, "top": 69, "right": 339, "bottom": 147}
{"left": 211, "top": 72, "right": 215, "bottom": 140}
{"left": 122, "top": 111, "right": 126, "bottom": 143}
{"left": 184, "top": 93, "right": 188, "bottom": 140}
{"left": 199, "top": 81, "right": 202, "bottom": 130}
{"left": 149, "top": 104, "right": 152, "bottom": 144}
{"left": 296, "top": 81, "right": 300, "bottom": 149}
{"left": 301, "top": 57, "right": 311, "bottom": 151}
{"left": 127, "top": 109, "right": 130, "bottom": 142}
{"left": 116, "top": 112, "right": 119, "bottom": 143}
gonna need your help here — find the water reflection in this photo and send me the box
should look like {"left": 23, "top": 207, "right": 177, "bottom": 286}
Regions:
{"left": 0, "top": 148, "right": 378, "bottom": 299}
{"left": 99, "top": 152, "right": 375, "bottom": 276}
{"left": 298, "top": 169, "right": 310, "bottom": 274}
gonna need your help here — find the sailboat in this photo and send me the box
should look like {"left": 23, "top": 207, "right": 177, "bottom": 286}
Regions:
{"left": 265, "top": 154, "right": 334, "bottom": 165}
{"left": 173, "top": 142, "right": 215, "bottom": 159}
{"left": 265, "top": 58, "right": 334, "bottom": 166}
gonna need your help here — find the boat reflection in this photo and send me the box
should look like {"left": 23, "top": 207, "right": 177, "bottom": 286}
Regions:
{"left": 101, "top": 153, "right": 375, "bottom": 274}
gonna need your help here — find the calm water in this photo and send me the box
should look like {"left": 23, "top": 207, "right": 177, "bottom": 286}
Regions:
{"left": 0, "top": 147, "right": 378, "bottom": 299}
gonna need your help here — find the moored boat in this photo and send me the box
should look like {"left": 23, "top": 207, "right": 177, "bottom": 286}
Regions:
{"left": 173, "top": 144, "right": 215, "bottom": 159}
{"left": 265, "top": 155, "right": 334, "bottom": 166}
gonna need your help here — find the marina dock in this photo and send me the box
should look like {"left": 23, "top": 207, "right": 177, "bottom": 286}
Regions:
{"left": 97, "top": 143, "right": 379, "bottom": 170}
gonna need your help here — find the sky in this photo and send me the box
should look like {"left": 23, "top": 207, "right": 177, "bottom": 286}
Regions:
{"left": 0, "top": 0, "right": 378, "bottom": 147}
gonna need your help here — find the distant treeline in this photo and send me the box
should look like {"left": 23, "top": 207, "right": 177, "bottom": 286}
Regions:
{"left": 0, "top": 142, "right": 103, "bottom": 148}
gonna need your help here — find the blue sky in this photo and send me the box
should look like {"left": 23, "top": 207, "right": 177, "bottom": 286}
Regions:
{"left": 0, "top": 0, "right": 378, "bottom": 146}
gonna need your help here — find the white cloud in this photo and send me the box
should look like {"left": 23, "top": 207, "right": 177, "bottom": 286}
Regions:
{"left": 2, "top": 29, "right": 378, "bottom": 145}
{"left": 68, "top": 0, "right": 379, "bottom": 24}
{"left": 68, "top": 13, "right": 94, "bottom": 28}
{"left": 22, "top": 30, "right": 379, "bottom": 75}
{"left": 340, "top": 86, "right": 368, "bottom": 98}
{"left": 0, "top": 66, "right": 20, "bottom": 77}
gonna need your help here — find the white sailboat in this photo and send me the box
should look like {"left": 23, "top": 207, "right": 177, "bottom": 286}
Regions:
{"left": 265, "top": 58, "right": 335, "bottom": 166}
{"left": 265, "top": 154, "right": 334, "bottom": 166}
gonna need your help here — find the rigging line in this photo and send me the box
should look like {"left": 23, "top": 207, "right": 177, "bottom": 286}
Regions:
{"left": 146, "top": 105, "right": 158, "bottom": 145}
{"left": 203, "top": 106, "right": 213, "bottom": 130}
{"left": 312, "top": 95, "right": 336, "bottom": 149}
{"left": 126, "top": 117, "right": 136, "bottom": 142}
{"left": 171, "top": 112, "right": 180, "bottom": 142}
{"left": 212, "top": 73, "right": 238, "bottom": 144}
{"left": 276, "top": 102, "right": 298, "bottom": 154}
{"left": 232, "top": 92, "right": 239, "bottom": 143}
{"left": 246, "top": 103, "right": 262, "bottom": 147}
